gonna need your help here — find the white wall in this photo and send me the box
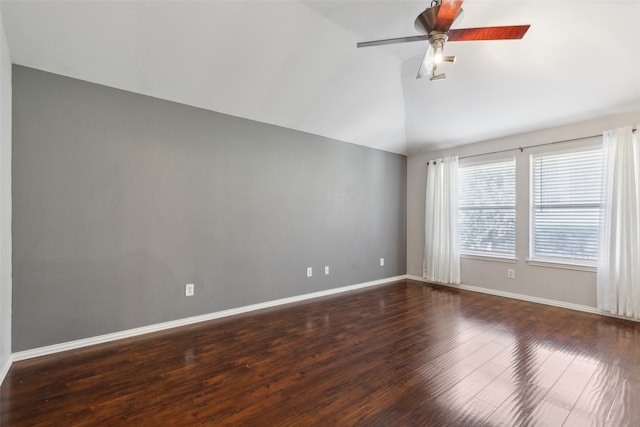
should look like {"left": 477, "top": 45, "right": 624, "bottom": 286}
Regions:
{"left": 0, "top": 8, "right": 12, "bottom": 383}
{"left": 407, "top": 109, "right": 640, "bottom": 307}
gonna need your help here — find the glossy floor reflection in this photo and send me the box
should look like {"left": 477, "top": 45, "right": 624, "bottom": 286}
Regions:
{"left": 2, "top": 279, "right": 640, "bottom": 426}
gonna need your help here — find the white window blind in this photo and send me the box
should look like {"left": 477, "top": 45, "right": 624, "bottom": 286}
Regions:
{"left": 530, "top": 148, "right": 603, "bottom": 265}
{"left": 458, "top": 158, "right": 516, "bottom": 256}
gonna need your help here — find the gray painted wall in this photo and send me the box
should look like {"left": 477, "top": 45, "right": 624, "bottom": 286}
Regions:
{"left": 12, "top": 66, "right": 407, "bottom": 352}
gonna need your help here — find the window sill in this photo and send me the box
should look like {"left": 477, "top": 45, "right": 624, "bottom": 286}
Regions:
{"left": 526, "top": 258, "right": 596, "bottom": 272}
{"left": 461, "top": 253, "right": 518, "bottom": 264}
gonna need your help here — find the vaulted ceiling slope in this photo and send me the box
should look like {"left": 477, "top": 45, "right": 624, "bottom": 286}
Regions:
{"left": 2, "top": 1, "right": 640, "bottom": 156}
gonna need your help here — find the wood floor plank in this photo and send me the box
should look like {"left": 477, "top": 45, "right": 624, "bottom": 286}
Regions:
{"left": 2, "top": 279, "right": 640, "bottom": 426}
{"left": 542, "top": 355, "right": 597, "bottom": 410}
{"left": 604, "top": 378, "right": 640, "bottom": 426}
{"left": 562, "top": 363, "right": 624, "bottom": 427}
{"left": 527, "top": 400, "right": 569, "bottom": 427}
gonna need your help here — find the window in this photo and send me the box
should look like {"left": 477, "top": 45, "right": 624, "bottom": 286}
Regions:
{"left": 458, "top": 158, "right": 516, "bottom": 257}
{"left": 530, "top": 147, "right": 603, "bottom": 266}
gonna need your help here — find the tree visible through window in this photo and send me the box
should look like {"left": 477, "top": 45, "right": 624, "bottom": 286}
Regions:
{"left": 458, "top": 158, "right": 516, "bottom": 257}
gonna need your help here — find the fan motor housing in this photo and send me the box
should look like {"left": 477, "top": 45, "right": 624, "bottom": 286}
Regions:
{"left": 414, "top": 5, "right": 464, "bottom": 34}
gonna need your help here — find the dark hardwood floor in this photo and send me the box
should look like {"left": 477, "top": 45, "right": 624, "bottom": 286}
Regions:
{"left": 2, "top": 279, "right": 640, "bottom": 426}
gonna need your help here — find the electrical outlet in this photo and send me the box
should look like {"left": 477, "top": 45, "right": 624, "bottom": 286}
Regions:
{"left": 306, "top": 267, "right": 313, "bottom": 277}
{"left": 380, "top": 258, "right": 385, "bottom": 266}
{"left": 324, "top": 266, "right": 330, "bottom": 275}
{"left": 185, "top": 283, "right": 195, "bottom": 296}
{"left": 507, "top": 269, "right": 515, "bottom": 279}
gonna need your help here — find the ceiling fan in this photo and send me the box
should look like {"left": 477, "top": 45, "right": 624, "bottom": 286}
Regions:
{"left": 357, "top": 0, "right": 530, "bottom": 81}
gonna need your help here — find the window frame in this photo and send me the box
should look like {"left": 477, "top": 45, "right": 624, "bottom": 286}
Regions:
{"left": 457, "top": 156, "right": 517, "bottom": 261}
{"left": 528, "top": 142, "right": 603, "bottom": 269}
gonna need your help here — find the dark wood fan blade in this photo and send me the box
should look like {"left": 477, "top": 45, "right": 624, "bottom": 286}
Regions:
{"left": 357, "top": 35, "right": 429, "bottom": 48}
{"left": 447, "top": 25, "right": 530, "bottom": 41}
{"left": 433, "top": 0, "right": 464, "bottom": 32}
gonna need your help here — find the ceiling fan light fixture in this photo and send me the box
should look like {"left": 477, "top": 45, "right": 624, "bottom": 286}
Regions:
{"left": 434, "top": 46, "right": 443, "bottom": 64}
{"left": 431, "top": 34, "right": 447, "bottom": 64}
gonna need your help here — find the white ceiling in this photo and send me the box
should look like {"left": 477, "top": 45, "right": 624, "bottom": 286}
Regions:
{"left": 2, "top": 0, "right": 640, "bottom": 155}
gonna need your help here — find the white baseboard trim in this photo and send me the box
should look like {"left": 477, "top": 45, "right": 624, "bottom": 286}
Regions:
{"left": 0, "top": 354, "right": 12, "bottom": 385}
{"left": 14, "top": 273, "right": 631, "bottom": 364}
{"left": 12, "top": 275, "right": 407, "bottom": 362}
{"left": 406, "top": 274, "right": 638, "bottom": 321}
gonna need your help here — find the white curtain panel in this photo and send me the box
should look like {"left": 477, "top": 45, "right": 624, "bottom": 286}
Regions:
{"left": 423, "top": 156, "right": 460, "bottom": 284}
{"left": 597, "top": 125, "right": 640, "bottom": 318}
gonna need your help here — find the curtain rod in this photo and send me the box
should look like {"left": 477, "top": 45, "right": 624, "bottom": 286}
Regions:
{"left": 427, "top": 127, "right": 637, "bottom": 163}
{"left": 459, "top": 133, "right": 602, "bottom": 160}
